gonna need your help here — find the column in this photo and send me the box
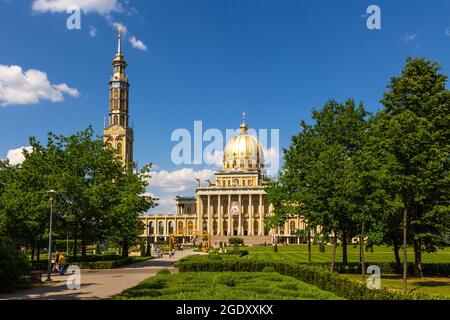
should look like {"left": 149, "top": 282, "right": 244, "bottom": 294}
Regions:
{"left": 228, "top": 194, "right": 232, "bottom": 236}
{"left": 218, "top": 194, "right": 222, "bottom": 236}
{"left": 197, "top": 196, "right": 202, "bottom": 233}
{"left": 207, "top": 194, "right": 211, "bottom": 235}
{"left": 165, "top": 217, "right": 168, "bottom": 240}
{"left": 259, "top": 195, "right": 263, "bottom": 236}
{"left": 238, "top": 194, "right": 242, "bottom": 236}
{"left": 249, "top": 194, "right": 253, "bottom": 236}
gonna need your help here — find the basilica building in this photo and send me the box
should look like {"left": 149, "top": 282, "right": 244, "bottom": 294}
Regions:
{"left": 138, "top": 116, "right": 313, "bottom": 246}
{"left": 104, "top": 32, "right": 311, "bottom": 246}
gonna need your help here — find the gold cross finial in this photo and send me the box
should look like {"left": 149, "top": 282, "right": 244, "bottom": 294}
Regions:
{"left": 240, "top": 112, "right": 248, "bottom": 133}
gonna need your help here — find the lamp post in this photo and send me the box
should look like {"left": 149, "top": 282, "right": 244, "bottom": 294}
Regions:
{"left": 46, "top": 190, "right": 57, "bottom": 282}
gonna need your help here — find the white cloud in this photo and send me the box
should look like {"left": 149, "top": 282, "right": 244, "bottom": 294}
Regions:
{"left": 89, "top": 26, "right": 97, "bottom": 37}
{"left": 264, "top": 147, "right": 280, "bottom": 176}
{"left": 6, "top": 146, "right": 33, "bottom": 165}
{"left": 31, "top": 0, "right": 123, "bottom": 15}
{"left": 402, "top": 33, "right": 419, "bottom": 43}
{"left": 112, "top": 22, "right": 127, "bottom": 35}
{"left": 149, "top": 168, "right": 214, "bottom": 193}
{"left": 129, "top": 36, "right": 147, "bottom": 51}
{"left": 0, "top": 65, "right": 79, "bottom": 107}
{"left": 146, "top": 167, "right": 214, "bottom": 213}
{"left": 445, "top": 27, "right": 450, "bottom": 37}
{"left": 204, "top": 150, "right": 223, "bottom": 168}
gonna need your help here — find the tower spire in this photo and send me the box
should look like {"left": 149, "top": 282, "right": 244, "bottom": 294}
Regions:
{"left": 117, "top": 30, "right": 122, "bottom": 54}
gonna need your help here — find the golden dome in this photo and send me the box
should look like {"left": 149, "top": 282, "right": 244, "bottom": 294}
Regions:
{"left": 223, "top": 113, "right": 264, "bottom": 171}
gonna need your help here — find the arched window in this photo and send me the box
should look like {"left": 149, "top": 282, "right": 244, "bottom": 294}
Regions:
{"left": 187, "top": 221, "right": 193, "bottom": 234}
{"left": 158, "top": 221, "right": 164, "bottom": 235}
{"left": 253, "top": 220, "right": 259, "bottom": 236}
{"left": 290, "top": 221, "right": 296, "bottom": 234}
{"left": 223, "top": 220, "right": 228, "bottom": 235}
{"left": 117, "top": 142, "right": 123, "bottom": 157}
{"left": 148, "top": 222, "right": 154, "bottom": 235}
{"left": 213, "top": 220, "right": 218, "bottom": 236}
{"left": 177, "top": 221, "right": 184, "bottom": 233}
{"left": 168, "top": 221, "right": 174, "bottom": 234}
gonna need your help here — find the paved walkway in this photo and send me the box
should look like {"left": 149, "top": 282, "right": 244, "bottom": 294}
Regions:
{"left": 0, "top": 250, "right": 198, "bottom": 300}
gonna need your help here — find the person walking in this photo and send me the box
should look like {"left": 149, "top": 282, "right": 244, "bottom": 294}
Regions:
{"left": 59, "top": 253, "right": 67, "bottom": 275}
{"left": 51, "top": 255, "right": 57, "bottom": 273}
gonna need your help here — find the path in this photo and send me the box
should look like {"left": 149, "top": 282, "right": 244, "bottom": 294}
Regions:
{"left": 0, "top": 249, "right": 198, "bottom": 300}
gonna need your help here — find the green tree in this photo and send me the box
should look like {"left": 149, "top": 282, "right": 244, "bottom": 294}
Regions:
{"left": 267, "top": 99, "right": 370, "bottom": 269}
{"left": 369, "top": 57, "right": 450, "bottom": 281}
{"left": 107, "top": 164, "right": 156, "bottom": 257}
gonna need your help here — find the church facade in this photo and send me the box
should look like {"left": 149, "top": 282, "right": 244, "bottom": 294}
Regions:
{"left": 138, "top": 117, "right": 315, "bottom": 246}
{"left": 104, "top": 33, "right": 312, "bottom": 246}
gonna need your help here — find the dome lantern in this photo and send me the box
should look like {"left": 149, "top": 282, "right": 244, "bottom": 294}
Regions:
{"left": 223, "top": 113, "right": 264, "bottom": 171}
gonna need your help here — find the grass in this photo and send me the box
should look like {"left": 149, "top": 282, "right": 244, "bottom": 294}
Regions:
{"left": 341, "top": 273, "right": 450, "bottom": 298}
{"left": 241, "top": 244, "right": 450, "bottom": 264}
{"left": 116, "top": 271, "right": 343, "bottom": 300}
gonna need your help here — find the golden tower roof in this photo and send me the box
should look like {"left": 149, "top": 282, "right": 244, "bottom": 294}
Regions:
{"left": 223, "top": 113, "right": 264, "bottom": 171}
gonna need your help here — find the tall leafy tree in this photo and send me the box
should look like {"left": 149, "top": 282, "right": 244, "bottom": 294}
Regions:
{"left": 369, "top": 57, "right": 450, "bottom": 279}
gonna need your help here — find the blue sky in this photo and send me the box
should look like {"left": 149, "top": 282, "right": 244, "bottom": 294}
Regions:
{"left": 1, "top": 0, "right": 449, "bottom": 212}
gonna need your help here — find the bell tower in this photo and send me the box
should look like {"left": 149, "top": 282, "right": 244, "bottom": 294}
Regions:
{"left": 104, "top": 31, "right": 134, "bottom": 168}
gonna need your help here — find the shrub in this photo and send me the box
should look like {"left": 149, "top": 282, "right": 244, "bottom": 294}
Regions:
{"left": 262, "top": 266, "right": 275, "bottom": 272}
{"left": 208, "top": 253, "right": 223, "bottom": 261}
{"left": 157, "top": 269, "right": 171, "bottom": 275}
{"left": 176, "top": 258, "right": 438, "bottom": 300}
{"left": 121, "top": 289, "right": 162, "bottom": 298}
{"left": 228, "top": 237, "right": 244, "bottom": 245}
{"left": 0, "top": 245, "right": 31, "bottom": 293}
{"left": 214, "top": 274, "right": 236, "bottom": 287}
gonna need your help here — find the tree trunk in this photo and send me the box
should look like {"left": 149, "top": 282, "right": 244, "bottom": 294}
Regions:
{"left": 414, "top": 238, "right": 423, "bottom": 277}
{"left": 122, "top": 238, "right": 129, "bottom": 257}
{"left": 361, "top": 223, "right": 366, "bottom": 281}
{"left": 342, "top": 231, "right": 348, "bottom": 265}
{"left": 81, "top": 239, "right": 87, "bottom": 260}
{"left": 36, "top": 242, "right": 41, "bottom": 262}
{"left": 330, "top": 233, "right": 337, "bottom": 273}
{"left": 31, "top": 243, "right": 36, "bottom": 262}
{"left": 307, "top": 229, "right": 312, "bottom": 264}
{"left": 403, "top": 207, "right": 408, "bottom": 292}
{"left": 73, "top": 238, "right": 78, "bottom": 259}
{"left": 393, "top": 237, "right": 401, "bottom": 267}
{"left": 146, "top": 237, "right": 151, "bottom": 256}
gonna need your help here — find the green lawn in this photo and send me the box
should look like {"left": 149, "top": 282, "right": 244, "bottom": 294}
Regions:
{"left": 116, "top": 271, "right": 343, "bottom": 300}
{"left": 341, "top": 274, "right": 450, "bottom": 298}
{"left": 241, "top": 245, "right": 450, "bottom": 264}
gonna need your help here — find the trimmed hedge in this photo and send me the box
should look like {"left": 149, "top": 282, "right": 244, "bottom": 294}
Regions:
{"left": 30, "top": 256, "right": 151, "bottom": 270}
{"left": 175, "top": 258, "right": 439, "bottom": 300}
{"left": 0, "top": 246, "right": 31, "bottom": 293}
{"left": 328, "top": 262, "right": 450, "bottom": 277}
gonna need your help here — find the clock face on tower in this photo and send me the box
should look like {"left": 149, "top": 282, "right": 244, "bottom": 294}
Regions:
{"left": 112, "top": 82, "right": 120, "bottom": 88}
